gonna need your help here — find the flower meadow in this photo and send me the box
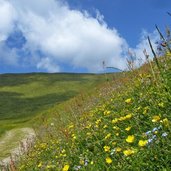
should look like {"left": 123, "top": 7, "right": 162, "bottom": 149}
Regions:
{"left": 4, "top": 28, "right": 171, "bottom": 170}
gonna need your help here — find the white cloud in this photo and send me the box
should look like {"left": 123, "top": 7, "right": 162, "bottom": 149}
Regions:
{"left": 0, "top": 0, "right": 160, "bottom": 72}
{"left": 37, "top": 57, "right": 60, "bottom": 73}
{"left": 0, "top": 0, "right": 16, "bottom": 41}
{"left": 0, "top": 0, "right": 129, "bottom": 72}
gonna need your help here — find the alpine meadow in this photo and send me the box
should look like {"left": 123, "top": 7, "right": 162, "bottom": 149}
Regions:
{"left": 0, "top": 0, "right": 171, "bottom": 171}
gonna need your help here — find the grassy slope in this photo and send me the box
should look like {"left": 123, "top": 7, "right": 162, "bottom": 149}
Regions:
{"left": 16, "top": 53, "right": 171, "bottom": 170}
{"left": 0, "top": 73, "right": 113, "bottom": 136}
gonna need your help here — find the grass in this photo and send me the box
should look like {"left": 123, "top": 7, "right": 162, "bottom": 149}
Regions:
{"left": 0, "top": 73, "right": 113, "bottom": 137}
{"left": 2, "top": 25, "right": 171, "bottom": 170}
{"left": 15, "top": 46, "right": 171, "bottom": 170}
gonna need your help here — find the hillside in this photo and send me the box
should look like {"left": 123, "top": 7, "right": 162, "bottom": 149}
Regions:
{"left": 0, "top": 73, "right": 117, "bottom": 161}
{"left": 12, "top": 52, "right": 171, "bottom": 171}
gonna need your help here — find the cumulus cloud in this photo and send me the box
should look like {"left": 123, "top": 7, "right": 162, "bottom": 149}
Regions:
{"left": 0, "top": 0, "right": 130, "bottom": 72}
{"left": 0, "top": 0, "right": 159, "bottom": 72}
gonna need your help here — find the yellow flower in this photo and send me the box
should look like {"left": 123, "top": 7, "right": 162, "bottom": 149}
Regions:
{"left": 112, "top": 118, "right": 118, "bottom": 124}
{"left": 123, "top": 149, "right": 135, "bottom": 156}
{"left": 115, "top": 147, "right": 122, "bottom": 152}
{"left": 103, "top": 125, "right": 108, "bottom": 129}
{"left": 79, "top": 159, "right": 84, "bottom": 165}
{"left": 152, "top": 115, "right": 160, "bottom": 122}
{"left": 37, "top": 162, "right": 42, "bottom": 168}
{"left": 162, "top": 118, "right": 169, "bottom": 127}
{"left": 125, "top": 113, "right": 133, "bottom": 119}
{"left": 71, "top": 134, "right": 76, "bottom": 140}
{"left": 62, "top": 165, "right": 70, "bottom": 171}
{"left": 90, "top": 161, "right": 94, "bottom": 165}
{"left": 126, "top": 135, "right": 135, "bottom": 143}
{"left": 143, "top": 106, "right": 149, "bottom": 115}
{"left": 105, "top": 133, "right": 111, "bottom": 139}
{"left": 113, "top": 126, "right": 119, "bottom": 130}
{"left": 106, "top": 157, "right": 112, "bottom": 164}
{"left": 138, "top": 140, "right": 147, "bottom": 147}
{"left": 95, "top": 119, "right": 101, "bottom": 125}
{"left": 104, "top": 110, "right": 111, "bottom": 115}
{"left": 115, "top": 132, "right": 119, "bottom": 136}
{"left": 125, "top": 98, "right": 132, "bottom": 104}
{"left": 125, "top": 126, "right": 132, "bottom": 131}
{"left": 104, "top": 145, "right": 110, "bottom": 152}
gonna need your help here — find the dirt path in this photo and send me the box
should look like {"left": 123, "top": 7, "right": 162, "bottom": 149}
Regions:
{"left": 0, "top": 128, "right": 35, "bottom": 166}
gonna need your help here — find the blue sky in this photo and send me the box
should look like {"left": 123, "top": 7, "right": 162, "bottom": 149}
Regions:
{"left": 0, "top": 0, "right": 171, "bottom": 73}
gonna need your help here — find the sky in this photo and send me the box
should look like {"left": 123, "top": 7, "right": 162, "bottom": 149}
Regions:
{"left": 0, "top": 0, "right": 171, "bottom": 73}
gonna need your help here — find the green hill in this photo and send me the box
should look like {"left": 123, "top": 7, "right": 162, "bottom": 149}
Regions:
{"left": 0, "top": 73, "right": 112, "bottom": 137}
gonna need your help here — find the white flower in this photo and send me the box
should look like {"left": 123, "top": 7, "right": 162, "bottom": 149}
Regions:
{"left": 162, "top": 132, "right": 168, "bottom": 137}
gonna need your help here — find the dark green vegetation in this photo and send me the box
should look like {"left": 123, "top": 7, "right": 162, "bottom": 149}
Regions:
{"left": 0, "top": 73, "right": 112, "bottom": 136}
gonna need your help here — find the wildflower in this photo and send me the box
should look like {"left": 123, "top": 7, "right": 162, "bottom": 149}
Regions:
{"left": 125, "top": 113, "right": 133, "bottom": 119}
{"left": 86, "top": 124, "right": 92, "bottom": 129}
{"left": 90, "top": 161, "right": 94, "bottom": 165}
{"left": 63, "top": 164, "right": 70, "bottom": 171}
{"left": 152, "top": 127, "right": 158, "bottom": 132}
{"left": 162, "top": 132, "right": 168, "bottom": 137}
{"left": 125, "top": 126, "right": 132, "bottom": 131}
{"left": 138, "top": 140, "right": 147, "bottom": 147}
{"left": 72, "top": 134, "right": 76, "bottom": 140}
{"left": 125, "top": 98, "right": 132, "bottom": 104}
{"left": 113, "top": 126, "right": 119, "bottom": 130}
{"left": 104, "top": 110, "right": 111, "bottom": 115}
{"left": 38, "top": 162, "right": 42, "bottom": 168}
{"left": 79, "top": 159, "right": 84, "bottom": 165}
{"left": 106, "top": 157, "right": 112, "bottom": 164}
{"left": 103, "top": 125, "right": 108, "bottom": 129}
{"left": 112, "top": 118, "right": 118, "bottom": 124}
{"left": 154, "top": 131, "right": 158, "bottom": 134}
{"left": 104, "top": 146, "right": 110, "bottom": 152}
{"left": 105, "top": 133, "right": 111, "bottom": 139}
{"left": 143, "top": 106, "right": 149, "bottom": 115}
{"left": 84, "top": 160, "right": 88, "bottom": 166}
{"left": 123, "top": 149, "right": 134, "bottom": 156}
{"left": 115, "top": 147, "right": 122, "bottom": 152}
{"left": 145, "top": 131, "right": 151, "bottom": 136}
{"left": 152, "top": 115, "right": 160, "bottom": 122}
{"left": 116, "top": 132, "right": 119, "bottom": 136}
{"left": 95, "top": 119, "right": 101, "bottom": 125}
{"left": 126, "top": 135, "right": 135, "bottom": 143}
{"left": 161, "top": 118, "right": 169, "bottom": 127}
